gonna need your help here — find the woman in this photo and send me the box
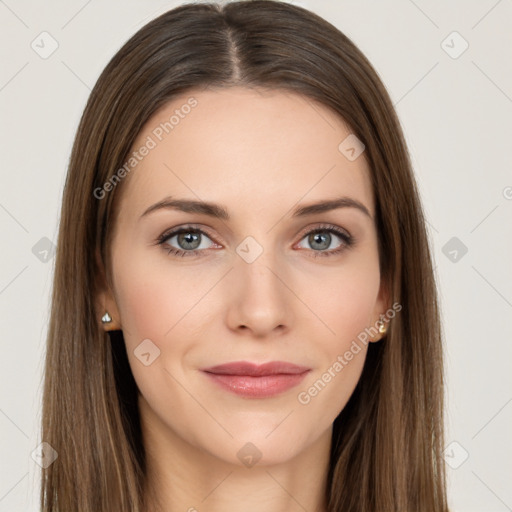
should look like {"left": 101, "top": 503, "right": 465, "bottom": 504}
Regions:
{"left": 41, "top": 1, "right": 448, "bottom": 510}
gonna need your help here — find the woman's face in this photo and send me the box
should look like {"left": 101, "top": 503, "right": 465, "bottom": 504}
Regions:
{"left": 101, "top": 86, "right": 387, "bottom": 466}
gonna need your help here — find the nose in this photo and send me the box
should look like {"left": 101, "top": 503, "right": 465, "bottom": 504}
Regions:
{"left": 224, "top": 253, "right": 294, "bottom": 338}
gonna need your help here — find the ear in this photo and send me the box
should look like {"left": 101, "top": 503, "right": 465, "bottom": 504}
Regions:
{"left": 94, "top": 248, "right": 122, "bottom": 332}
{"left": 368, "top": 275, "right": 391, "bottom": 343}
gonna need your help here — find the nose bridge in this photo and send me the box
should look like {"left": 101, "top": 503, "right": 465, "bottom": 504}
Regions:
{"left": 225, "top": 235, "right": 293, "bottom": 335}
{"left": 235, "top": 237, "right": 285, "bottom": 301}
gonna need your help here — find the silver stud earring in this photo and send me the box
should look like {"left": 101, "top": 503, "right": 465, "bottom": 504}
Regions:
{"left": 101, "top": 312, "right": 112, "bottom": 324}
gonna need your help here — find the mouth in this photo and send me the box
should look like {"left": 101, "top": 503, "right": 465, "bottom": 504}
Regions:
{"left": 200, "top": 361, "right": 311, "bottom": 398}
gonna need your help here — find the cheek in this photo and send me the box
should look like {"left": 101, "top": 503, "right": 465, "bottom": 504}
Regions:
{"left": 111, "top": 249, "right": 210, "bottom": 405}
{"left": 293, "top": 258, "right": 380, "bottom": 419}
{"left": 112, "top": 245, "right": 210, "bottom": 345}
{"left": 306, "top": 259, "right": 381, "bottom": 345}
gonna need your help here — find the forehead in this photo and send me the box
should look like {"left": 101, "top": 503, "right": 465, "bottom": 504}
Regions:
{"left": 116, "top": 86, "right": 374, "bottom": 223}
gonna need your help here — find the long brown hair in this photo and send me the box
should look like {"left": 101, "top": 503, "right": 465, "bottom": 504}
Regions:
{"left": 41, "top": 1, "right": 447, "bottom": 510}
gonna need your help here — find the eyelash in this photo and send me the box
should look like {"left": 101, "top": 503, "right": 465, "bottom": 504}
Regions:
{"left": 155, "top": 223, "right": 354, "bottom": 259}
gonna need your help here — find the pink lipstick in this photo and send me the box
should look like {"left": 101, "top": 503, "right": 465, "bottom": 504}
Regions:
{"left": 201, "top": 361, "right": 311, "bottom": 398}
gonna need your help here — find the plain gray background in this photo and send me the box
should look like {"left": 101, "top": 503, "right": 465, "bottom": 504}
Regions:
{"left": 1, "top": 0, "right": 511, "bottom": 510}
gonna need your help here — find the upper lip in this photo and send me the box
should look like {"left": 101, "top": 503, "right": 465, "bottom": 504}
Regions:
{"left": 201, "top": 361, "right": 311, "bottom": 376}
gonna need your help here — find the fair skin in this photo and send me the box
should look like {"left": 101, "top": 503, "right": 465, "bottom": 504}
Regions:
{"left": 97, "top": 86, "right": 388, "bottom": 512}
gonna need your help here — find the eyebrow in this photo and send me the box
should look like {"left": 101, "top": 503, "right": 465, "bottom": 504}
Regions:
{"left": 139, "top": 196, "right": 372, "bottom": 221}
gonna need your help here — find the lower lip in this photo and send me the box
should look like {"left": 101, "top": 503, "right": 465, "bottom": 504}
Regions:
{"left": 202, "top": 371, "right": 310, "bottom": 398}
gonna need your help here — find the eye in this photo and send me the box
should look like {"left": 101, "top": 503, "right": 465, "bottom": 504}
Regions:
{"left": 156, "top": 225, "right": 219, "bottom": 257}
{"left": 295, "top": 224, "right": 354, "bottom": 258}
{"left": 156, "top": 223, "right": 354, "bottom": 259}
